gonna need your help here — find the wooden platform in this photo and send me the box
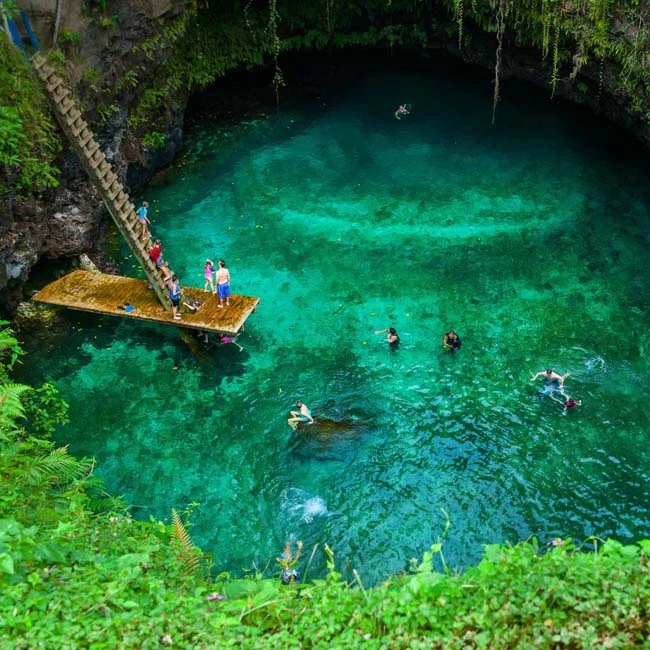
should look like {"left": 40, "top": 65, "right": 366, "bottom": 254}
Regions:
{"left": 33, "top": 270, "right": 259, "bottom": 335}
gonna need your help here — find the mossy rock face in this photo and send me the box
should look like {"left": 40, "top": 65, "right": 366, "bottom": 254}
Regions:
{"left": 15, "top": 301, "right": 67, "bottom": 335}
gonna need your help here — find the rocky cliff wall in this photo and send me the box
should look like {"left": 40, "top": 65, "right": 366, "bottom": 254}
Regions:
{"left": 0, "top": 0, "right": 188, "bottom": 314}
{"left": 2, "top": 1, "right": 649, "bottom": 316}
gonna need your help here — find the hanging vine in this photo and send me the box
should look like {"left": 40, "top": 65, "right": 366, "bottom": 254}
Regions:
{"left": 268, "top": 0, "right": 285, "bottom": 109}
{"left": 454, "top": 0, "right": 464, "bottom": 50}
{"left": 597, "top": 54, "right": 605, "bottom": 104}
{"left": 325, "top": 0, "right": 332, "bottom": 35}
{"left": 541, "top": 0, "right": 551, "bottom": 60}
{"left": 550, "top": 17, "right": 560, "bottom": 97}
{"left": 492, "top": 0, "right": 507, "bottom": 125}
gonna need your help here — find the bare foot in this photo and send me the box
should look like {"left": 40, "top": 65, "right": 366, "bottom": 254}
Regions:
{"left": 217, "top": 304, "right": 223, "bottom": 308}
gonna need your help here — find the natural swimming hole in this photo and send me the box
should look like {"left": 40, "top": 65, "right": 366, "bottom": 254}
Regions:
{"left": 18, "top": 61, "right": 650, "bottom": 585}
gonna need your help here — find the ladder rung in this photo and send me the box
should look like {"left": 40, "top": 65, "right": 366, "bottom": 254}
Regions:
{"left": 89, "top": 153, "right": 105, "bottom": 170}
{"left": 79, "top": 131, "right": 93, "bottom": 148}
{"left": 72, "top": 123, "right": 88, "bottom": 138}
{"left": 85, "top": 142, "right": 99, "bottom": 157}
{"left": 102, "top": 171, "right": 117, "bottom": 187}
{"left": 115, "top": 194, "right": 129, "bottom": 210}
{"left": 102, "top": 177, "right": 120, "bottom": 193}
{"left": 59, "top": 99, "right": 75, "bottom": 116}
{"left": 67, "top": 110, "right": 82, "bottom": 126}
{"left": 53, "top": 85, "right": 69, "bottom": 100}
{"left": 46, "top": 78, "right": 62, "bottom": 93}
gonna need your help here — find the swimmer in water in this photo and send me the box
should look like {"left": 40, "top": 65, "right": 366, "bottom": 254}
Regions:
{"left": 375, "top": 327, "right": 400, "bottom": 351}
{"left": 394, "top": 104, "right": 410, "bottom": 120}
{"left": 288, "top": 400, "right": 314, "bottom": 430}
{"left": 442, "top": 330, "right": 462, "bottom": 353}
{"left": 531, "top": 368, "right": 569, "bottom": 398}
{"left": 563, "top": 397, "right": 581, "bottom": 410}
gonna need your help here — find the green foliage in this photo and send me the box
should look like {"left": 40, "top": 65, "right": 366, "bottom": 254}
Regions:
{"left": 0, "top": 42, "right": 61, "bottom": 199}
{"left": 97, "top": 101, "right": 119, "bottom": 124}
{"left": 58, "top": 30, "right": 82, "bottom": 46}
{"left": 0, "top": 291, "right": 649, "bottom": 647}
{"left": 141, "top": 130, "right": 167, "bottom": 150}
{"left": 171, "top": 508, "right": 202, "bottom": 577}
{"left": 98, "top": 15, "right": 117, "bottom": 30}
{"left": 0, "top": 321, "right": 23, "bottom": 373}
{"left": 0, "top": 382, "right": 29, "bottom": 439}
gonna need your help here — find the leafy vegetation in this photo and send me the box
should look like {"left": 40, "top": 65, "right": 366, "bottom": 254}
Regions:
{"left": 0, "top": 39, "right": 60, "bottom": 201}
{"left": 0, "top": 321, "right": 649, "bottom": 646}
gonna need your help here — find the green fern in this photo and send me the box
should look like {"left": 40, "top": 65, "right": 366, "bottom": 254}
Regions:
{"left": 0, "top": 382, "right": 29, "bottom": 438}
{"left": 171, "top": 508, "right": 201, "bottom": 576}
{"left": 25, "top": 446, "right": 91, "bottom": 485}
{"left": 0, "top": 322, "right": 24, "bottom": 370}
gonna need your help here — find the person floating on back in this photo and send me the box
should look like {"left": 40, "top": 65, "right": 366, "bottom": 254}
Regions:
{"left": 443, "top": 330, "right": 462, "bottom": 353}
{"left": 288, "top": 400, "right": 314, "bottom": 430}
{"left": 215, "top": 259, "right": 231, "bottom": 308}
{"left": 394, "top": 104, "right": 410, "bottom": 120}
{"left": 375, "top": 327, "right": 400, "bottom": 351}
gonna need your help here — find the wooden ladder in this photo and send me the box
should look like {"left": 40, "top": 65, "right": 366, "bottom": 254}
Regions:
{"left": 31, "top": 52, "right": 172, "bottom": 310}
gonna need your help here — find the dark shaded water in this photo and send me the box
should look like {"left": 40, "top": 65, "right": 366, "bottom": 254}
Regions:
{"left": 18, "top": 60, "right": 650, "bottom": 585}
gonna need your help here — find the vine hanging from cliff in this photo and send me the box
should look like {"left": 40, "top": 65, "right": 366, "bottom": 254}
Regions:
{"left": 454, "top": 0, "right": 464, "bottom": 49}
{"left": 268, "top": 0, "right": 285, "bottom": 108}
{"left": 492, "top": 0, "right": 508, "bottom": 125}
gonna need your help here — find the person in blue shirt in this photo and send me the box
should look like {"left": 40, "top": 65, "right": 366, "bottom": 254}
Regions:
{"left": 169, "top": 275, "right": 182, "bottom": 320}
{"left": 137, "top": 201, "right": 150, "bottom": 242}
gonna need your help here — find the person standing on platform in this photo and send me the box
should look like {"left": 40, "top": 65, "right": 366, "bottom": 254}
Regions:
{"left": 169, "top": 275, "right": 182, "bottom": 320}
{"left": 216, "top": 259, "right": 231, "bottom": 308}
{"left": 137, "top": 201, "right": 150, "bottom": 242}
{"left": 203, "top": 259, "right": 215, "bottom": 293}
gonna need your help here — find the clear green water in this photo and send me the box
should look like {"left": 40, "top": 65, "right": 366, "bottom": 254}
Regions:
{"left": 18, "top": 64, "right": 650, "bottom": 584}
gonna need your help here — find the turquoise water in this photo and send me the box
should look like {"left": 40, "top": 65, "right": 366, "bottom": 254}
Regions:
{"left": 18, "top": 63, "right": 650, "bottom": 585}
